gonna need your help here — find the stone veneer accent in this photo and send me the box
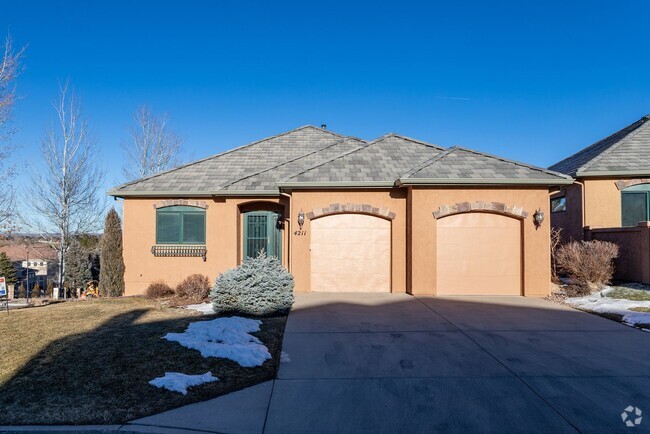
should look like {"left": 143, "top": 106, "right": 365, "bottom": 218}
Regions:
{"left": 153, "top": 200, "right": 209, "bottom": 209}
{"left": 615, "top": 179, "right": 650, "bottom": 190}
{"left": 306, "top": 203, "right": 396, "bottom": 220}
{"left": 433, "top": 201, "right": 528, "bottom": 219}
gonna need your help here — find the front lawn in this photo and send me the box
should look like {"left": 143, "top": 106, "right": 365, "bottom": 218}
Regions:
{"left": 0, "top": 297, "right": 286, "bottom": 425}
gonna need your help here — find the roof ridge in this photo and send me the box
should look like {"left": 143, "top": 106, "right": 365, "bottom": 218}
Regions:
{"left": 578, "top": 117, "right": 650, "bottom": 174}
{"left": 548, "top": 116, "right": 648, "bottom": 175}
{"left": 280, "top": 142, "right": 373, "bottom": 182}
{"left": 380, "top": 132, "right": 445, "bottom": 151}
{"left": 450, "top": 145, "right": 573, "bottom": 179}
{"left": 110, "top": 125, "right": 341, "bottom": 192}
{"left": 217, "top": 136, "right": 365, "bottom": 189}
{"left": 400, "top": 146, "right": 456, "bottom": 178}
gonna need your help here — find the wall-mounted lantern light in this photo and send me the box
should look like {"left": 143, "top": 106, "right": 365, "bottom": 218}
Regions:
{"left": 297, "top": 210, "right": 305, "bottom": 230}
{"left": 533, "top": 208, "right": 544, "bottom": 228}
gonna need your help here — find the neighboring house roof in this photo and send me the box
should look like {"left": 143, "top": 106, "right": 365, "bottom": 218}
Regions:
{"left": 549, "top": 115, "right": 650, "bottom": 177}
{"left": 0, "top": 243, "right": 58, "bottom": 262}
{"left": 109, "top": 125, "right": 572, "bottom": 197}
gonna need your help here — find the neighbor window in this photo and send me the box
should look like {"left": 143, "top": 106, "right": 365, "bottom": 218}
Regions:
{"left": 551, "top": 196, "right": 566, "bottom": 213}
{"left": 622, "top": 184, "right": 650, "bottom": 227}
{"left": 156, "top": 206, "right": 206, "bottom": 244}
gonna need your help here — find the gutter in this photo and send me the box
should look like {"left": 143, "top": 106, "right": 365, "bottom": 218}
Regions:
{"left": 577, "top": 170, "right": 650, "bottom": 177}
{"left": 108, "top": 189, "right": 280, "bottom": 198}
{"left": 396, "top": 178, "right": 574, "bottom": 186}
{"left": 275, "top": 181, "right": 396, "bottom": 189}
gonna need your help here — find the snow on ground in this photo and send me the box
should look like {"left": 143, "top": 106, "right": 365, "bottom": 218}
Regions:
{"left": 566, "top": 287, "right": 650, "bottom": 327}
{"left": 184, "top": 302, "right": 215, "bottom": 315}
{"left": 280, "top": 351, "right": 291, "bottom": 362}
{"left": 164, "top": 316, "right": 271, "bottom": 367}
{"left": 149, "top": 372, "right": 219, "bottom": 395}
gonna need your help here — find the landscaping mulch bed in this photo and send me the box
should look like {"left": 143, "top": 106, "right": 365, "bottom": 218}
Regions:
{"left": 0, "top": 297, "right": 286, "bottom": 425}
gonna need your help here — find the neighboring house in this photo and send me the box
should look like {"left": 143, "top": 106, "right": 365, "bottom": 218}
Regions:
{"left": 109, "top": 126, "right": 572, "bottom": 297}
{"left": 549, "top": 115, "right": 650, "bottom": 283}
{"left": 0, "top": 241, "right": 58, "bottom": 297}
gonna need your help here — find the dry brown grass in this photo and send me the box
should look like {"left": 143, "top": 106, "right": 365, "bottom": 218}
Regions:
{"left": 0, "top": 297, "right": 286, "bottom": 425}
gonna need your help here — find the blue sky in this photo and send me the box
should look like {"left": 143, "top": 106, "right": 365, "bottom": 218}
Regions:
{"left": 2, "top": 1, "right": 650, "bottom": 193}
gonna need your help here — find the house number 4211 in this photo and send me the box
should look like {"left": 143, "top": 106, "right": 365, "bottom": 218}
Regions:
{"left": 293, "top": 230, "right": 307, "bottom": 236}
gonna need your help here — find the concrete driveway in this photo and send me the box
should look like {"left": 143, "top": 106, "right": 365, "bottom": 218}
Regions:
{"left": 132, "top": 293, "right": 650, "bottom": 433}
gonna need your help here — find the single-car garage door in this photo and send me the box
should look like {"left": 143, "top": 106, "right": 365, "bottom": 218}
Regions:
{"left": 437, "top": 212, "right": 521, "bottom": 296}
{"left": 311, "top": 214, "right": 391, "bottom": 292}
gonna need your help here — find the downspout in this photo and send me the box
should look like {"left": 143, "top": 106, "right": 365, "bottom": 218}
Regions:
{"left": 280, "top": 191, "right": 292, "bottom": 272}
{"left": 573, "top": 179, "right": 586, "bottom": 236}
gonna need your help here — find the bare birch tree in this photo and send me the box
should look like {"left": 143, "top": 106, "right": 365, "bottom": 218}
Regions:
{"left": 121, "top": 105, "right": 183, "bottom": 180}
{"left": 0, "top": 34, "right": 25, "bottom": 230}
{"left": 27, "top": 81, "right": 105, "bottom": 298}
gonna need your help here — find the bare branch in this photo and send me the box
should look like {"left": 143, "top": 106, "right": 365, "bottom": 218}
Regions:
{"left": 26, "top": 82, "right": 106, "bottom": 297}
{"left": 0, "top": 33, "right": 26, "bottom": 231}
{"left": 121, "top": 105, "right": 184, "bottom": 181}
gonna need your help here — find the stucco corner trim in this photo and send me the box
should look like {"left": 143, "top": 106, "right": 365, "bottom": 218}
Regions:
{"left": 152, "top": 199, "right": 209, "bottom": 209}
{"left": 432, "top": 201, "right": 528, "bottom": 219}
{"left": 615, "top": 178, "right": 650, "bottom": 190}
{"left": 307, "top": 203, "right": 396, "bottom": 220}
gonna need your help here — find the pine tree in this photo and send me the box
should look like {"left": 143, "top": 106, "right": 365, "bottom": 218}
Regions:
{"left": 0, "top": 251, "right": 17, "bottom": 285}
{"left": 31, "top": 282, "right": 41, "bottom": 299}
{"left": 99, "top": 209, "right": 125, "bottom": 297}
{"left": 64, "top": 240, "right": 92, "bottom": 295}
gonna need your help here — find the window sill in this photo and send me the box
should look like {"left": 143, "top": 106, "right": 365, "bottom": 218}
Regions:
{"left": 151, "top": 245, "right": 207, "bottom": 261}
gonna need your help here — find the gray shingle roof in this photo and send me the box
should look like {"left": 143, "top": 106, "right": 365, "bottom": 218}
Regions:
{"left": 109, "top": 125, "right": 572, "bottom": 197}
{"left": 400, "top": 146, "right": 571, "bottom": 184}
{"left": 549, "top": 115, "right": 650, "bottom": 177}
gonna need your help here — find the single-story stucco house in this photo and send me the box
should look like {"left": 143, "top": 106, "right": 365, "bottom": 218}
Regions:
{"left": 109, "top": 126, "right": 572, "bottom": 297}
{"left": 549, "top": 115, "right": 650, "bottom": 284}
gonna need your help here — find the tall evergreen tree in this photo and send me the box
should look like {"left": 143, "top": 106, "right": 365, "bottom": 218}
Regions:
{"left": 0, "top": 251, "right": 17, "bottom": 285}
{"left": 64, "top": 240, "right": 92, "bottom": 295}
{"left": 99, "top": 209, "right": 125, "bottom": 297}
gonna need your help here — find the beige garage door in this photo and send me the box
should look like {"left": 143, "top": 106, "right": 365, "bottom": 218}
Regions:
{"left": 311, "top": 214, "right": 391, "bottom": 292}
{"left": 437, "top": 212, "right": 521, "bottom": 296}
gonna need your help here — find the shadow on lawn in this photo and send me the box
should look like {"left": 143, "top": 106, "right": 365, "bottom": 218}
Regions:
{"left": 0, "top": 307, "right": 286, "bottom": 425}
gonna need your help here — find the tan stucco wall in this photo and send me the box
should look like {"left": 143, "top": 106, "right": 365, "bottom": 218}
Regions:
{"left": 409, "top": 187, "right": 551, "bottom": 297}
{"left": 122, "top": 196, "right": 288, "bottom": 296}
{"left": 287, "top": 189, "right": 407, "bottom": 293}
{"left": 583, "top": 178, "right": 622, "bottom": 229}
{"left": 550, "top": 183, "right": 583, "bottom": 243}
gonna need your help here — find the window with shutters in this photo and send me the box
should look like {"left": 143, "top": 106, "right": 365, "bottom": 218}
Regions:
{"left": 156, "top": 206, "right": 206, "bottom": 244}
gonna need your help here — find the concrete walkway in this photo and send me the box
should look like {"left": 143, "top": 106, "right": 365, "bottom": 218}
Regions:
{"left": 9, "top": 293, "right": 650, "bottom": 433}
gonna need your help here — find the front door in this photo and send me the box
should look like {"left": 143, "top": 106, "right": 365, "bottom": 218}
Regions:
{"left": 243, "top": 211, "right": 282, "bottom": 259}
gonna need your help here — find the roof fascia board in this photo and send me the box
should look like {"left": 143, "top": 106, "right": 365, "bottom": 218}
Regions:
{"left": 397, "top": 178, "right": 574, "bottom": 186}
{"left": 108, "top": 190, "right": 279, "bottom": 198}
{"left": 276, "top": 181, "right": 396, "bottom": 188}
{"left": 577, "top": 170, "right": 650, "bottom": 178}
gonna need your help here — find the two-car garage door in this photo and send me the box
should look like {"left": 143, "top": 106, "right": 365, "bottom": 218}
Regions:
{"left": 309, "top": 211, "right": 522, "bottom": 295}
{"left": 310, "top": 214, "right": 391, "bottom": 292}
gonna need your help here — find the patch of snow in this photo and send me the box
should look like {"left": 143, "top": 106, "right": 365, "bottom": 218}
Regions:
{"left": 184, "top": 302, "right": 215, "bottom": 315}
{"left": 280, "top": 351, "right": 291, "bottom": 362}
{"left": 164, "top": 316, "right": 271, "bottom": 367}
{"left": 566, "top": 287, "right": 650, "bottom": 327}
{"left": 149, "top": 371, "right": 219, "bottom": 395}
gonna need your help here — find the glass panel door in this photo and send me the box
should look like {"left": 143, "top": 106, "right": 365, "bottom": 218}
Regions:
{"left": 244, "top": 211, "right": 282, "bottom": 260}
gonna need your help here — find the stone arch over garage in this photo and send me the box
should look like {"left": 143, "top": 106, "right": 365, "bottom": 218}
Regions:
{"left": 432, "top": 201, "right": 528, "bottom": 219}
{"left": 307, "top": 203, "right": 396, "bottom": 220}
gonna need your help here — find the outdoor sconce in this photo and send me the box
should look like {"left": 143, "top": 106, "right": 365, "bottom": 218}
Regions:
{"left": 533, "top": 209, "right": 545, "bottom": 228}
{"left": 297, "top": 210, "right": 305, "bottom": 230}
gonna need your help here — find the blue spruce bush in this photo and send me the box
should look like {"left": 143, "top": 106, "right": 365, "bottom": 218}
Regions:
{"left": 211, "top": 252, "right": 294, "bottom": 315}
